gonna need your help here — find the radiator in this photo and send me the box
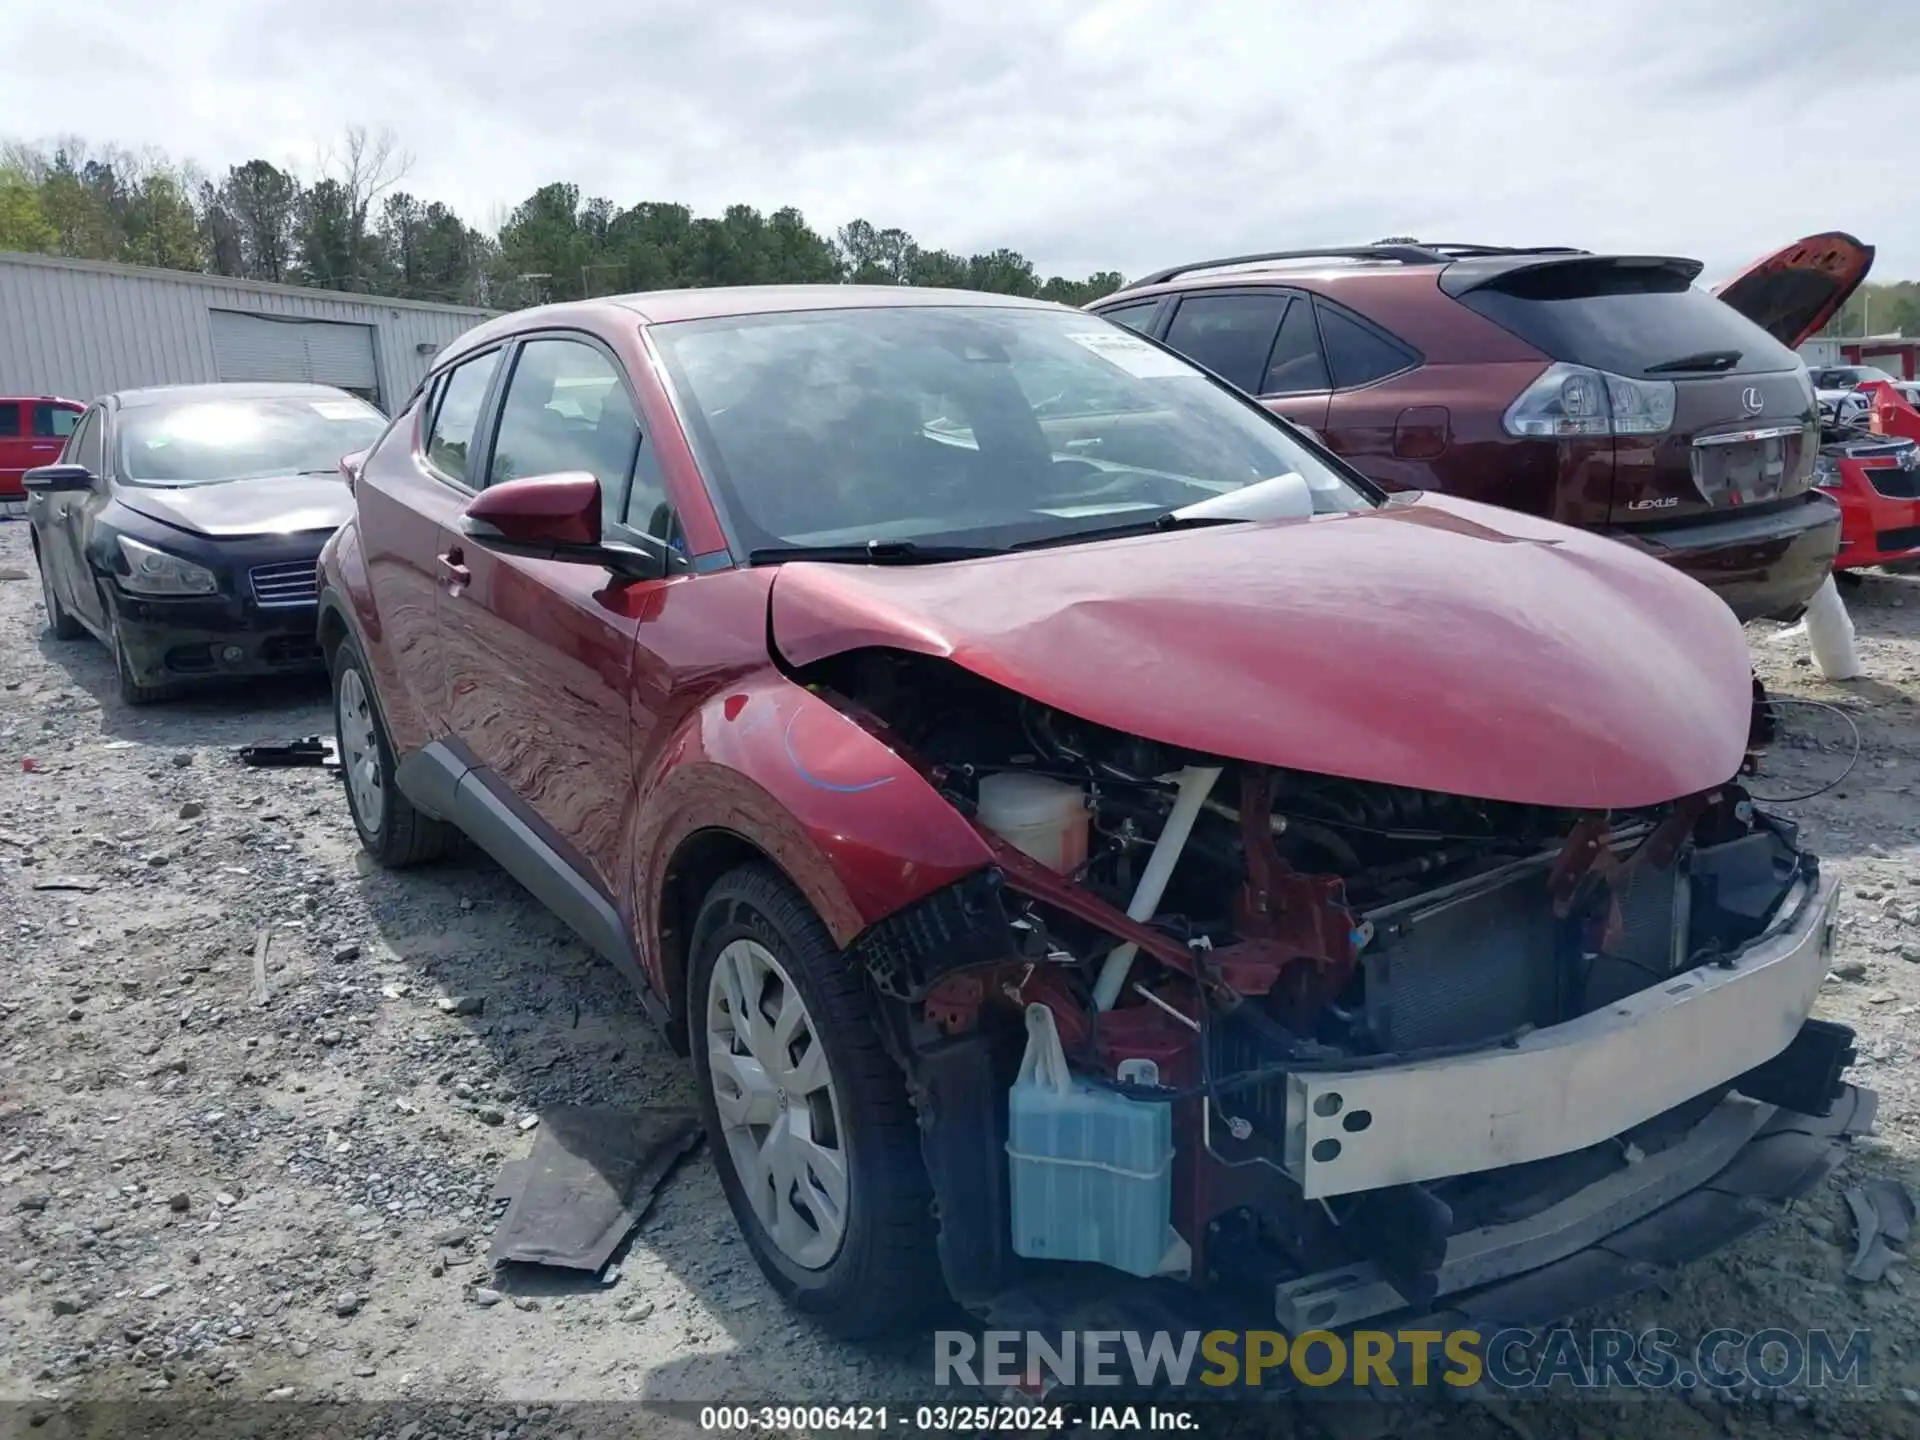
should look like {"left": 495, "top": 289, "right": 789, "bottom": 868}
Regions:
{"left": 1361, "top": 860, "right": 1681, "bottom": 1052}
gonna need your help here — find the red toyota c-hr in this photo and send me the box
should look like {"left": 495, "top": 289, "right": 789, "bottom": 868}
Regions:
{"left": 318, "top": 286, "right": 1861, "bottom": 1341}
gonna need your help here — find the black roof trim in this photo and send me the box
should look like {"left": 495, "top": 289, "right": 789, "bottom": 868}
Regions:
{"left": 1115, "top": 242, "right": 1597, "bottom": 293}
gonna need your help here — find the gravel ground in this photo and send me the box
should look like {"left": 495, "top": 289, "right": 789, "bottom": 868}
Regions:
{"left": 1, "top": 517, "right": 1917, "bottom": 1439}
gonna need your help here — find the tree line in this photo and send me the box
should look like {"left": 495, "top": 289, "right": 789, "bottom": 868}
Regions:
{"left": 1821, "top": 282, "right": 1920, "bottom": 344}
{"left": 0, "top": 128, "right": 1127, "bottom": 312}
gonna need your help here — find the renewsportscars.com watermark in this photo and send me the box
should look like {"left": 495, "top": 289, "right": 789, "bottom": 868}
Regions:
{"left": 935, "top": 1327, "right": 1873, "bottom": 1393}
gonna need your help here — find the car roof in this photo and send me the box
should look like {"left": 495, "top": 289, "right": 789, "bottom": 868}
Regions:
{"left": 443, "top": 284, "right": 1070, "bottom": 360}
{"left": 106, "top": 382, "right": 364, "bottom": 411}
{"left": 1095, "top": 243, "right": 1702, "bottom": 303}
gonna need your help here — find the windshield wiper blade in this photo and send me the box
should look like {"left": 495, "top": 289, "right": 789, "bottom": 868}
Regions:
{"left": 1645, "top": 348, "right": 1743, "bottom": 374}
{"left": 1005, "top": 513, "right": 1244, "bottom": 552}
{"left": 747, "top": 539, "right": 1007, "bottom": 566}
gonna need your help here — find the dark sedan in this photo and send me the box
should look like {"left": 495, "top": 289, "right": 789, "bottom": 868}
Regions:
{"left": 25, "top": 382, "right": 387, "bottom": 703}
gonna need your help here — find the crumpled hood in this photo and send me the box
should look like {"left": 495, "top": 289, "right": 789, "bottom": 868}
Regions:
{"left": 768, "top": 493, "right": 1755, "bottom": 810}
{"left": 114, "top": 475, "right": 351, "bottom": 538}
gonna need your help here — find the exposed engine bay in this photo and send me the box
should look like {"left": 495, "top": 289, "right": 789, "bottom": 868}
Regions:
{"left": 801, "top": 648, "right": 1862, "bottom": 1323}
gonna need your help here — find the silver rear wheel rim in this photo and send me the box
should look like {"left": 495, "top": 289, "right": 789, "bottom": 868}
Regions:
{"left": 337, "top": 666, "right": 385, "bottom": 834}
{"left": 705, "top": 937, "right": 849, "bottom": 1270}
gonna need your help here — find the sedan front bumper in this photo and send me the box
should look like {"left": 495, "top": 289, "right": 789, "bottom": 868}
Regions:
{"left": 113, "top": 589, "right": 325, "bottom": 686}
{"left": 1283, "top": 871, "right": 1840, "bottom": 1200}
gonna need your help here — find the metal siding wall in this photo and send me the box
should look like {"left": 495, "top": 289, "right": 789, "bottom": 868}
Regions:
{"left": 0, "top": 256, "right": 490, "bottom": 411}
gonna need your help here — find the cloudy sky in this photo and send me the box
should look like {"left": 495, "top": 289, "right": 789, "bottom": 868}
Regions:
{"left": 9, "top": 0, "right": 1920, "bottom": 282}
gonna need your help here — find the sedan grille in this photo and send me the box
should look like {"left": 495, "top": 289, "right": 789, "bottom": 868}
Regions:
{"left": 250, "top": 561, "right": 320, "bottom": 608}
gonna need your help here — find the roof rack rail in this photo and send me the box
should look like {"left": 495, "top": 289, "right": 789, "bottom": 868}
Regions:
{"left": 1121, "top": 244, "right": 1454, "bottom": 291}
{"left": 1411, "top": 242, "right": 1592, "bottom": 259}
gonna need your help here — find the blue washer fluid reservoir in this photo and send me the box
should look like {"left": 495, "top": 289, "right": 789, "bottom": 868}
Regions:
{"left": 1005, "top": 1002, "right": 1176, "bottom": 1279}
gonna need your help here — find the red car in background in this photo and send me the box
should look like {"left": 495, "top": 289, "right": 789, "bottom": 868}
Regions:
{"left": 315, "top": 284, "right": 1861, "bottom": 1343}
{"left": 1, "top": 396, "right": 86, "bottom": 505}
{"left": 1087, "top": 233, "right": 1871, "bottom": 623}
{"left": 1820, "top": 382, "right": 1920, "bottom": 574}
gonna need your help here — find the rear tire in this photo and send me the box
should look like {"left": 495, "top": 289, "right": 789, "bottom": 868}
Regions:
{"left": 689, "top": 863, "right": 941, "bottom": 1338}
{"left": 33, "top": 539, "right": 83, "bottom": 641}
{"left": 330, "top": 636, "right": 456, "bottom": 867}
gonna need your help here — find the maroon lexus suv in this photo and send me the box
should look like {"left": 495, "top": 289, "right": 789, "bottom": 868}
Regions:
{"left": 1088, "top": 234, "right": 1873, "bottom": 621}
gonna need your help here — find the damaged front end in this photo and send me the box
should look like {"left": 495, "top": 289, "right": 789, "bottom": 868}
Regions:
{"left": 809, "top": 649, "right": 1871, "bottom": 1337}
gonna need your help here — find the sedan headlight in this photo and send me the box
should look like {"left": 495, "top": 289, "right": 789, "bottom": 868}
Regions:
{"left": 116, "top": 535, "right": 218, "bottom": 596}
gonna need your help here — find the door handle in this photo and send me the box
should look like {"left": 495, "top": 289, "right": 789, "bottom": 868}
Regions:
{"left": 437, "top": 548, "right": 470, "bottom": 588}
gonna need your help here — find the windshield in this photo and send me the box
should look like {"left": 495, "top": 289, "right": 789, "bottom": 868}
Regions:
{"left": 116, "top": 395, "right": 386, "bottom": 486}
{"left": 648, "top": 304, "right": 1373, "bottom": 555}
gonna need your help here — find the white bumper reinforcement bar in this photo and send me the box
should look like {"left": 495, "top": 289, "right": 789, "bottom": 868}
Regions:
{"left": 1282, "top": 872, "right": 1841, "bottom": 1199}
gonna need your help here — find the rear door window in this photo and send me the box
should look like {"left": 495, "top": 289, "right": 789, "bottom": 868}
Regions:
{"left": 32, "top": 404, "right": 81, "bottom": 439}
{"left": 1261, "top": 298, "right": 1331, "bottom": 395}
{"left": 424, "top": 350, "right": 503, "bottom": 484}
{"left": 1315, "top": 301, "right": 1419, "bottom": 389}
{"left": 1098, "top": 300, "right": 1163, "bottom": 336}
{"left": 1162, "top": 292, "right": 1287, "bottom": 393}
{"left": 0, "top": 403, "right": 19, "bottom": 438}
{"left": 1456, "top": 264, "right": 1803, "bottom": 378}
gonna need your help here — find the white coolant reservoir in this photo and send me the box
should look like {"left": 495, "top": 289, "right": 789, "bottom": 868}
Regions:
{"left": 976, "top": 772, "right": 1089, "bottom": 872}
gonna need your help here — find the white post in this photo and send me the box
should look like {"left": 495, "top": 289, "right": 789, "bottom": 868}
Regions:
{"left": 1804, "top": 574, "right": 1863, "bottom": 681}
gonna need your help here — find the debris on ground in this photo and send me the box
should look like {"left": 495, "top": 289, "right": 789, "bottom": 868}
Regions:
{"left": 1845, "top": 1177, "right": 1916, "bottom": 1283}
{"left": 249, "top": 929, "right": 271, "bottom": 1007}
{"left": 236, "top": 735, "right": 338, "bottom": 768}
{"left": 30, "top": 874, "right": 102, "bottom": 892}
{"left": 488, "top": 1106, "right": 702, "bottom": 1271}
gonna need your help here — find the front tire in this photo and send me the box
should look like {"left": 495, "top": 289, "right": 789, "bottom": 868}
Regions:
{"left": 689, "top": 863, "right": 940, "bottom": 1337}
{"left": 330, "top": 636, "right": 455, "bottom": 867}
{"left": 97, "top": 581, "right": 183, "bottom": 705}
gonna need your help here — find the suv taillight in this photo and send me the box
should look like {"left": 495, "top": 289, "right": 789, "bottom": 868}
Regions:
{"left": 1502, "top": 362, "right": 1677, "bottom": 439}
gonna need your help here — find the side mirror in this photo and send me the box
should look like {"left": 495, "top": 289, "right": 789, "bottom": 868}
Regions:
{"left": 459, "top": 472, "right": 681, "bottom": 582}
{"left": 23, "top": 463, "right": 94, "bottom": 494}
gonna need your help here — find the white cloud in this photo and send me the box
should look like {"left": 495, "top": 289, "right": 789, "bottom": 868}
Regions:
{"left": 8, "top": 0, "right": 1919, "bottom": 280}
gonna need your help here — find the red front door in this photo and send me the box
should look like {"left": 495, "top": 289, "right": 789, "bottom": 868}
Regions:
{"left": 436, "top": 331, "right": 681, "bottom": 898}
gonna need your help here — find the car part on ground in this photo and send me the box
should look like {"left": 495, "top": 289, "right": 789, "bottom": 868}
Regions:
{"left": 1088, "top": 233, "right": 1868, "bottom": 623}
{"left": 236, "top": 735, "right": 339, "bottom": 768}
{"left": 320, "top": 283, "right": 1872, "bottom": 1347}
{"left": 488, "top": 1106, "right": 703, "bottom": 1271}
{"left": 23, "top": 383, "right": 385, "bottom": 702}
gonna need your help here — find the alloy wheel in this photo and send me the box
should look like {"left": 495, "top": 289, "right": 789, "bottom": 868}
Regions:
{"left": 336, "top": 666, "right": 386, "bottom": 834}
{"left": 704, "top": 937, "right": 849, "bottom": 1270}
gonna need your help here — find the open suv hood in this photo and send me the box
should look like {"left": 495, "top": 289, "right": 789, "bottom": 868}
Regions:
{"left": 1714, "top": 232, "right": 1875, "bottom": 348}
{"left": 768, "top": 492, "right": 1754, "bottom": 811}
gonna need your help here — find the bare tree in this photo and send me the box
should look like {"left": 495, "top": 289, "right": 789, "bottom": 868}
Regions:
{"left": 312, "top": 126, "right": 413, "bottom": 289}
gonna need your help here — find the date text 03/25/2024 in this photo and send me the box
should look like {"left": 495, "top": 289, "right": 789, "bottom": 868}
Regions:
{"left": 695, "top": 1405, "right": 1195, "bottom": 1432}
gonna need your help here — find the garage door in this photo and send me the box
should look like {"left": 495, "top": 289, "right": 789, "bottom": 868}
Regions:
{"left": 209, "top": 310, "right": 380, "bottom": 402}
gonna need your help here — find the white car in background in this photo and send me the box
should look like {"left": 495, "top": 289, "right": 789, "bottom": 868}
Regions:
{"left": 1810, "top": 363, "right": 1898, "bottom": 427}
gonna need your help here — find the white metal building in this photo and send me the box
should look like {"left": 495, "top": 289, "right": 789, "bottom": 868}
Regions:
{"left": 0, "top": 251, "right": 493, "bottom": 413}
